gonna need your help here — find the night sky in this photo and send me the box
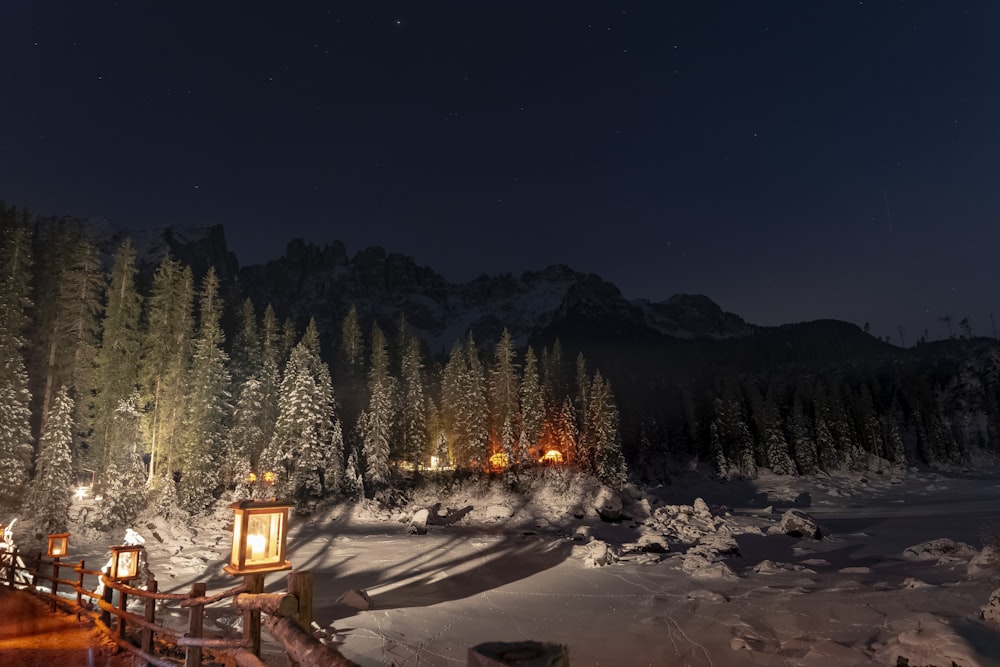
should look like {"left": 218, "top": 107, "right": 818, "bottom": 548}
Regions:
{"left": 2, "top": 2, "right": 998, "bottom": 343}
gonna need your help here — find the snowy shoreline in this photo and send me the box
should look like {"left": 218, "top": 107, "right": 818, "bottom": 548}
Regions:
{"left": 12, "top": 466, "right": 1000, "bottom": 666}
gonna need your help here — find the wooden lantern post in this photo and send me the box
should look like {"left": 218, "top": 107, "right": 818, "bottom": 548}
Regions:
{"left": 225, "top": 499, "right": 292, "bottom": 657}
{"left": 109, "top": 544, "right": 144, "bottom": 638}
{"left": 46, "top": 533, "right": 69, "bottom": 605}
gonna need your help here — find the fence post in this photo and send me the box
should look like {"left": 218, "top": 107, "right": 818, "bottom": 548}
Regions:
{"left": 51, "top": 557, "right": 60, "bottom": 609}
{"left": 76, "top": 560, "right": 85, "bottom": 613}
{"left": 100, "top": 577, "right": 113, "bottom": 626}
{"left": 287, "top": 571, "right": 313, "bottom": 630}
{"left": 185, "top": 582, "right": 206, "bottom": 667}
{"left": 244, "top": 573, "right": 264, "bottom": 657}
{"left": 142, "top": 577, "right": 158, "bottom": 662}
{"left": 118, "top": 587, "right": 130, "bottom": 640}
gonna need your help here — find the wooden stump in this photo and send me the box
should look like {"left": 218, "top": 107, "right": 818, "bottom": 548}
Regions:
{"left": 468, "top": 641, "right": 570, "bottom": 667}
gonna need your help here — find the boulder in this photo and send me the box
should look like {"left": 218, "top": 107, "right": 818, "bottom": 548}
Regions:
{"left": 636, "top": 533, "right": 669, "bottom": 554}
{"left": 692, "top": 497, "right": 712, "bottom": 519}
{"left": 982, "top": 588, "right": 1000, "bottom": 626}
{"left": 409, "top": 508, "right": 429, "bottom": 535}
{"left": 779, "top": 509, "right": 823, "bottom": 539}
{"left": 594, "top": 487, "right": 623, "bottom": 522}
{"left": 336, "top": 589, "right": 372, "bottom": 611}
{"left": 584, "top": 540, "right": 618, "bottom": 568}
{"left": 903, "top": 538, "right": 977, "bottom": 561}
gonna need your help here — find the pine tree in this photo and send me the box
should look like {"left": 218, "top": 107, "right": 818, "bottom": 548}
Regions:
{"left": 519, "top": 346, "right": 544, "bottom": 459}
{"left": 221, "top": 377, "right": 263, "bottom": 490}
{"left": 585, "top": 372, "right": 627, "bottom": 486}
{"left": 31, "top": 386, "right": 75, "bottom": 532}
{"left": 141, "top": 257, "right": 194, "bottom": 483}
{"left": 96, "top": 447, "right": 147, "bottom": 529}
{"left": 815, "top": 415, "right": 838, "bottom": 471}
{"left": 760, "top": 388, "right": 795, "bottom": 475}
{"left": 341, "top": 304, "right": 365, "bottom": 372}
{"left": 788, "top": 391, "right": 818, "bottom": 474}
{"left": 440, "top": 342, "right": 464, "bottom": 464}
{"left": 90, "top": 240, "right": 142, "bottom": 475}
{"left": 261, "top": 320, "right": 340, "bottom": 506}
{"left": 359, "top": 323, "right": 394, "bottom": 490}
{"left": 489, "top": 329, "right": 520, "bottom": 465}
{"left": 30, "top": 221, "right": 104, "bottom": 439}
{"left": 230, "top": 298, "right": 262, "bottom": 389}
{"left": 397, "top": 329, "right": 428, "bottom": 468}
{"left": 178, "top": 268, "right": 231, "bottom": 512}
{"left": 460, "top": 332, "right": 490, "bottom": 466}
{"left": 0, "top": 219, "right": 34, "bottom": 509}
{"left": 708, "top": 420, "right": 729, "bottom": 479}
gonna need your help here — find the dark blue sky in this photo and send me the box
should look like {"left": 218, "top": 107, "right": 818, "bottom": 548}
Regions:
{"left": 2, "top": 2, "right": 998, "bottom": 343}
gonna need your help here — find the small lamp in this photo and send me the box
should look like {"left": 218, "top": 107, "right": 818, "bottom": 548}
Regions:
{"left": 224, "top": 499, "right": 292, "bottom": 575}
{"left": 47, "top": 533, "right": 69, "bottom": 558}
{"left": 109, "top": 545, "right": 144, "bottom": 581}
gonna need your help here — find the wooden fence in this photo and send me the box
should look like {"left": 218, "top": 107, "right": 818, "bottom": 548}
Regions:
{"left": 0, "top": 547, "right": 353, "bottom": 667}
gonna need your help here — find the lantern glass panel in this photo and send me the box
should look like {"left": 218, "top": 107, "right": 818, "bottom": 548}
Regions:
{"left": 47, "top": 533, "right": 69, "bottom": 558}
{"left": 109, "top": 546, "right": 143, "bottom": 580}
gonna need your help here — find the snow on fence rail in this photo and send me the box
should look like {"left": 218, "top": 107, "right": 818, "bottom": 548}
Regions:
{"left": 0, "top": 547, "right": 351, "bottom": 667}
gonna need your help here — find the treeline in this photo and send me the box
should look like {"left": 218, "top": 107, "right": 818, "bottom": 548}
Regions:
{"left": 0, "top": 208, "right": 626, "bottom": 531}
{"left": 627, "top": 345, "right": 1000, "bottom": 480}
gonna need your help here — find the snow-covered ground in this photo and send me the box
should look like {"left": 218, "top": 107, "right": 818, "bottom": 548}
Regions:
{"left": 16, "top": 467, "right": 1000, "bottom": 666}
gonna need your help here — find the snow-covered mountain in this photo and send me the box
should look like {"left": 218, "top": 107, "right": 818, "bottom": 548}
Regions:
{"left": 237, "top": 237, "right": 755, "bottom": 356}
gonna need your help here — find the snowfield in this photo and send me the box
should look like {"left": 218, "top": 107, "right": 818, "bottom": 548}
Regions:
{"left": 22, "top": 467, "right": 1000, "bottom": 666}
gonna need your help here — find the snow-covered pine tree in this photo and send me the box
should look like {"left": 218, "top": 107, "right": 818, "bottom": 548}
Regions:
{"left": 519, "top": 346, "right": 544, "bottom": 459}
{"left": 397, "top": 325, "right": 428, "bottom": 468}
{"left": 341, "top": 304, "right": 365, "bottom": 372}
{"left": 788, "top": 392, "right": 819, "bottom": 474}
{"left": 178, "top": 268, "right": 231, "bottom": 513}
{"left": 90, "top": 240, "right": 142, "bottom": 475}
{"left": 31, "top": 386, "right": 75, "bottom": 532}
{"left": 884, "top": 414, "right": 906, "bottom": 465}
{"left": 95, "top": 446, "right": 147, "bottom": 529}
{"left": 230, "top": 298, "right": 262, "bottom": 389}
{"left": 460, "top": 332, "right": 490, "bottom": 466}
{"left": 554, "top": 398, "right": 579, "bottom": 467}
{"left": 30, "top": 221, "right": 103, "bottom": 440}
{"left": 708, "top": 420, "right": 729, "bottom": 479}
{"left": 440, "top": 342, "right": 464, "bottom": 463}
{"left": 574, "top": 352, "right": 588, "bottom": 433}
{"left": 585, "top": 372, "right": 627, "bottom": 487}
{"left": 760, "top": 388, "right": 795, "bottom": 475}
{"left": 0, "top": 217, "right": 34, "bottom": 510}
{"left": 261, "top": 320, "right": 340, "bottom": 506}
{"left": 489, "top": 328, "right": 520, "bottom": 465}
{"left": 359, "top": 323, "right": 394, "bottom": 490}
{"left": 815, "top": 415, "right": 839, "bottom": 471}
{"left": 141, "top": 257, "right": 194, "bottom": 484}
{"left": 221, "top": 376, "right": 263, "bottom": 490}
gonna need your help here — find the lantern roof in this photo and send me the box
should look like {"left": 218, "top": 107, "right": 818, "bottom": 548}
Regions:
{"left": 228, "top": 499, "right": 292, "bottom": 510}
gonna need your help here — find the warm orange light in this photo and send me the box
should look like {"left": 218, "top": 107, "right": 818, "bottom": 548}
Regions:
{"left": 225, "top": 499, "right": 292, "bottom": 575}
{"left": 109, "top": 545, "right": 144, "bottom": 580}
{"left": 47, "top": 533, "right": 69, "bottom": 558}
{"left": 262, "top": 471, "right": 276, "bottom": 485}
{"left": 489, "top": 452, "right": 509, "bottom": 469}
{"left": 540, "top": 449, "right": 564, "bottom": 464}
{"left": 245, "top": 472, "right": 257, "bottom": 483}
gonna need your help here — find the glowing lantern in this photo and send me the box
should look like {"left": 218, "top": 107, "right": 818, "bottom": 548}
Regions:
{"left": 224, "top": 499, "right": 292, "bottom": 575}
{"left": 540, "top": 449, "right": 564, "bottom": 465}
{"left": 489, "top": 452, "right": 509, "bottom": 469}
{"left": 47, "top": 533, "right": 69, "bottom": 558}
{"left": 109, "top": 545, "right": 144, "bottom": 581}
{"left": 262, "top": 471, "right": 276, "bottom": 486}
{"left": 245, "top": 472, "right": 257, "bottom": 484}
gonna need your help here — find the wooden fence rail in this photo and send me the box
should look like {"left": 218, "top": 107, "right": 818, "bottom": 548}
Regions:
{"left": 0, "top": 547, "right": 349, "bottom": 667}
